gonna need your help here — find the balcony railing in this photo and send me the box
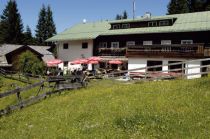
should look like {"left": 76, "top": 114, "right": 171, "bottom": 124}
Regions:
{"left": 126, "top": 44, "right": 205, "bottom": 58}
{"left": 97, "top": 48, "right": 126, "bottom": 56}
{"left": 95, "top": 44, "right": 210, "bottom": 58}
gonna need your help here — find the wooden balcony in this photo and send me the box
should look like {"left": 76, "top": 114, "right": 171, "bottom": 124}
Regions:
{"left": 126, "top": 44, "right": 207, "bottom": 58}
{"left": 97, "top": 48, "right": 126, "bottom": 56}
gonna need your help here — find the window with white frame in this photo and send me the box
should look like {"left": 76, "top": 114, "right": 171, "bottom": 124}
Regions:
{"left": 111, "top": 42, "right": 119, "bottom": 48}
{"left": 159, "top": 20, "right": 169, "bottom": 26}
{"left": 148, "top": 21, "right": 157, "bottom": 27}
{"left": 113, "top": 24, "right": 120, "bottom": 29}
{"left": 143, "top": 41, "right": 153, "bottom": 45}
{"left": 161, "top": 40, "right": 171, "bottom": 45}
{"left": 126, "top": 41, "right": 135, "bottom": 46}
{"left": 181, "top": 40, "right": 193, "bottom": 44}
{"left": 99, "top": 42, "right": 107, "bottom": 48}
{"left": 122, "top": 24, "right": 130, "bottom": 29}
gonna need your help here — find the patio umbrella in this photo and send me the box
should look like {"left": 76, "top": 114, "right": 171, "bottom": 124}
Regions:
{"left": 108, "top": 60, "right": 123, "bottom": 65}
{"left": 71, "top": 59, "right": 89, "bottom": 65}
{"left": 46, "top": 59, "right": 62, "bottom": 66}
{"left": 88, "top": 56, "right": 102, "bottom": 61}
{"left": 88, "top": 60, "right": 99, "bottom": 64}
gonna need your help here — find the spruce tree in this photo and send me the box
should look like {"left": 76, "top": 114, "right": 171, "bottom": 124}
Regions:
{"left": 168, "top": 0, "right": 190, "bottom": 14}
{"left": 115, "top": 14, "right": 122, "bottom": 20}
{"left": 23, "top": 25, "right": 35, "bottom": 45}
{"left": 122, "top": 11, "right": 128, "bottom": 19}
{"left": 46, "top": 5, "right": 56, "bottom": 39}
{"left": 35, "top": 5, "right": 56, "bottom": 46}
{"left": 0, "top": 0, "right": 23, "bottom": 44}
{"left": 168, "top": 0, "right": 178, "bottom": 14}
{"left": 35, "top": 5, "right": 47, "bottom": 45}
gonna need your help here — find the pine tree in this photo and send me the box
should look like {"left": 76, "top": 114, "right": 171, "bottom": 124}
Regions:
{"left": 177, "top": 0, "right": 190, "bottom": 13}
{"left": 35, "top": 5, "right": 47, "bottom": 45}
{"left": 122, "top": 10, "right": 128, "bottom": 19}
{"left": 35, "top": 5, "right": 56, "bottom": 46}
{"left": 46, "top": 5, "right": 56, "bottom": 39}
{"left": 23, "top": 25, "right": 35, "bottom": 45}
{"left": 115, "top": 14, "right": 122, "bottom": 20}
{"left": 0, "top": 0, "right": 23, "bottom": 44}
{"left": 167, "top": 0, "right": 179, "bottom": 14}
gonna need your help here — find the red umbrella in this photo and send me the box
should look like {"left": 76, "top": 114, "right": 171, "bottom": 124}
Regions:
{"left": 88, "top": 60, "right": 99, "bottom": 64}
{"left": 88, "top": 56, "right": 102, "bottom": 61}
{"left": 46, "top": 59, "right": 62, "bottom": 65}
{"left": 109, "top": 60, "right": 123, "bottom": 65}
{"left": 71, "top": 59, "right": 89, "bottom": 64}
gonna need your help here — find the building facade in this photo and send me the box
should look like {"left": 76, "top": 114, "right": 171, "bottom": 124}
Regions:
{"left": 47, "top": 11, "right": 210, "bottom": 78}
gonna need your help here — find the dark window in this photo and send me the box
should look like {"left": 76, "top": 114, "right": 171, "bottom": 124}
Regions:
{"left": 113, "top": 24, "right": 120, "bottom": 29}
{"left": 82, "top": 42, "right": 88, "bottom": 49}
{"left": 147, "top": 61, "right": 162, "bottom": 71}
{"left": 63, "top": 43, "right": 69, "bottom": 49}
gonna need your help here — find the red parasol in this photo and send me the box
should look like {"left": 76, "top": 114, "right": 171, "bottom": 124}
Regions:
{"left": 46, "top": 59, "right": 62, "bottom": 65}
{"left": 88, "top": 60, "right": 99, "bottom": 64}
{"left": 71, "top": 59, "right": 89, "bottom": 64}
{"left": 108, "top": 60, "right": 123, "bottom": 65}
{"left": 88, "top": 56, "right": 102, "bottom": 61}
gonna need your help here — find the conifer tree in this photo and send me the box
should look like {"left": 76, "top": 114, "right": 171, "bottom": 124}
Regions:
{"left": 46, "top": 5, "right": 56, "bottom": 39}
{"left": 35, "top": 5, "right": 56, "bottom": 46}
{"left": 167, "top": 0, "right": 178, "bottom": 14}
{"left": 123, "top": 10, "right": 128, "bottom": 19}
{"left": 23, "top": 25, "right": 35, "bottom": 45}
{"left": 35, "top": 5, "right": 47, "bottom": 45}
{"left": 0, "top": 0, "right": 23, "bottom": 44}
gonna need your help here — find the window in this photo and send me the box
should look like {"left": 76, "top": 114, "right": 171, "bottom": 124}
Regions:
{"left": 159, "top": 20, "right": 169, "bottom": 26}
{"left": 82, "top": 42, "right": 88, "bottom": 49}
{"left": 143, "top": 41, "right": 153, "bottom": 45}
{"left": 161, "top": 40, "right": 171, "bottom": 45}
{"left": 113, "top": 24, "right": 120, "bottom": 29}
{"left": 111, "top": 42, "right": 119, "bottom": 48}
{"left": 126, "top": 41, "right": 135, "bottom": 46}
{"left": 122, "top": 24, "right": 130, "bottom": 29}
{"left": 63, "top": 43, "right": 69, "bottom": 49}
{"left": 148, "top": 21, "right": 157, "bottom": 27}
{"left": 147, "top": 61, "right": 163, "bottom": 71}
{"left": 99, "top": 42, "right": 107, "bottom": 48}
{"left": 181, "top": 40, "right": 193, "bottom": 44}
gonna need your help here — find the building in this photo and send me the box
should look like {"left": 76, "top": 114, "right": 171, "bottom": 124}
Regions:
{"left": 0, "top": 44, "right": 55, "bottom": 69}
{"left": 47, "top": 11, "right": 210, "bottom": 78}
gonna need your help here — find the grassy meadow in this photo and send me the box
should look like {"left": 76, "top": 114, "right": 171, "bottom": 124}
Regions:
{"left": 1, "top": 77, "right": 210, "bottom": 138}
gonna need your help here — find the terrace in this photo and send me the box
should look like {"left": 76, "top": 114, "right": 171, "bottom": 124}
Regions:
{"left": 95, "top": 44, "right": 210, "bottom": 58}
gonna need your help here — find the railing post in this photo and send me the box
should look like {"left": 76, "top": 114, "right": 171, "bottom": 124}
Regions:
{"left": 181, "top": 62, "right": 185, "bottom": 79}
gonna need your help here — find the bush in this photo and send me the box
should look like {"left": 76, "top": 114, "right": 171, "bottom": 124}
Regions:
{"left": 15, "top": 51, "right": 46, "bottom": 76}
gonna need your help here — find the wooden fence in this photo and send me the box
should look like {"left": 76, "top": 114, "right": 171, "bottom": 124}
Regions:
{"left": 0, "top": 74, "right": 87, "bottom": 117}
{"left": 105, "top": 58, "right": 210, "bottom": 81}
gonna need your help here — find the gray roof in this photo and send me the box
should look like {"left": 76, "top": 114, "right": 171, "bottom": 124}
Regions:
{"left": 0, "top": 44, "right": 55, "bottom": 67}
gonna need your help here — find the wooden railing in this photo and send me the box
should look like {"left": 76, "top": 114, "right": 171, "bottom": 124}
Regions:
{"left": 97, "top": 48, "right": 126, "bottom": 56}
{"left": 126, "top": 44, "right": 205, "bottom": 58}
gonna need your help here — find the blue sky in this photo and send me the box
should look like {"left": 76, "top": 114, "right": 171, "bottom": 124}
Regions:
{"left": 0, "top": 0, "right": 169, "bottom": 35}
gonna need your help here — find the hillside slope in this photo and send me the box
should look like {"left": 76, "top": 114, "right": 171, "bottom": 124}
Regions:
{"left": 1, "top": 78, "right": 210, "bottom": 138}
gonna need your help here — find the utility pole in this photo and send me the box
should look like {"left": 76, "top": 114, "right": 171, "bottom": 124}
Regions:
{"left": 133, "top": 0, "right": 136, "bottom": 19}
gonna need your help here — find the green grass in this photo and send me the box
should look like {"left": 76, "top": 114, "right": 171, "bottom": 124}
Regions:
{"left": 1, "top": 77, "right": 210, "bottom": 138}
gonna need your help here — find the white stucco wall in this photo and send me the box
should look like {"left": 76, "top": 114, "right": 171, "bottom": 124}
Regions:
{"left": 128, "top": 58, "right": 147, "bottom": 72}
{"left": 128, "top": 58, "right": 202, "bottom": 79}
{"left": 57, "top": 40, "right": 93, "bottom": 62}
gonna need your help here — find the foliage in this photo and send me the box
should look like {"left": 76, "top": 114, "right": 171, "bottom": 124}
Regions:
{"left": 0, "top": 0, "right": 24, "bottom": 44}
{"left": 22, "top": 25, "right": 36, "bottom": 45}
{"left": 115, "top": 10, "right": 128, "bottom": 20}
{"left": 35, "top": 5, "right": 56, "bottom": 46}
{"left": 167, "top": 0, "right": 210, "bottom": 14}
{"left": 15, "top": 51, "right": 45, "bottom": 76}
{"left": 1, "top": 77, "right": 210, "bottom": 138}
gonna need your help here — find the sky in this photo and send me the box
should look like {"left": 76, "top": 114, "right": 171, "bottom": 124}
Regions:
{"left": 0, "top": 0, "right": 169, "bottom": 35}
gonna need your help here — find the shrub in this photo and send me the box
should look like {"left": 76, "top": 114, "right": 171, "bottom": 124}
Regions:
{"left": 15, "top": 51, "right": 46, "bottom": 76}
